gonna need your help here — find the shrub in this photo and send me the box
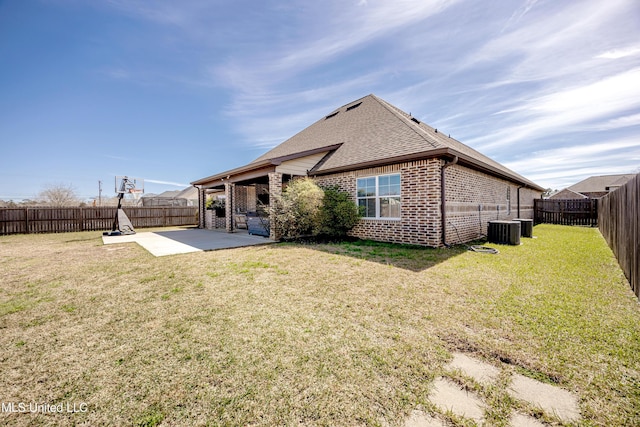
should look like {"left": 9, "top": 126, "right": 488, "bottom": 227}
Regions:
{"left": 271, "top": 178, "right": 324, "bottom": 239}
{"left": 318, "top": 186, "right": 362, "bottom": 238}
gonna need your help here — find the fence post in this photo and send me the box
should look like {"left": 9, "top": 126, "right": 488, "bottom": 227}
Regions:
{"left": 25, "top": 208, "right": 29, "bottom": 234}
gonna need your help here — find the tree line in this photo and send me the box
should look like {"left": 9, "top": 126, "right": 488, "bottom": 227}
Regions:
{"left": 0, "top": 183, "right": 138, "bottom": 208}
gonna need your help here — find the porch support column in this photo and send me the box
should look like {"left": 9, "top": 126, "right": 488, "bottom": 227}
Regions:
{"left": 225, "top": 182, "right": 235, "bottom": 233}
{"left": 268, "top": 172, "right": 283, "bottom": 240}
{"left": 197, "top": 186, "right": 206, "bottom": 229}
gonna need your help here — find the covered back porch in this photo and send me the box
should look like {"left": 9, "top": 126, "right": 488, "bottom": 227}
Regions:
{"left": 191, "top": 146, "right": 340, "bottom": 240}
{"left": 196, "top": 169, "right": 287, "bottom": 240}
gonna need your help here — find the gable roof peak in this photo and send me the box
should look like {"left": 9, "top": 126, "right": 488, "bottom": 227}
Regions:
{"left": 235, "top": 93, "right": 542, "bottom": 190}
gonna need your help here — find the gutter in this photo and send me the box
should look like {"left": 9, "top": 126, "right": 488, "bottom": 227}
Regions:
{"left": 190, "top": 159, "right": 273, "bottom": 186}
{"left": 441, "top": 155, "right": 459, "bottom": 247}
{"left": 191, "top": 144, "right": 343, "bottom": 187}
{"left": 312, "top": 148, "right": 544, "bottom": 192}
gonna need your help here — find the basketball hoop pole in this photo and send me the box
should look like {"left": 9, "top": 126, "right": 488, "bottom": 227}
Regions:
{"left": 111, "top": 185, "right": 125, "bottom": 232}
{"left": 104, "top": 176, "right": 138, "bottom": 236}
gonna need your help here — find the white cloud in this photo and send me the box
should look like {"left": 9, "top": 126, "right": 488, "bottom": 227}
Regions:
{"left": 501, "top": 0, "right": 539, "bottom": 32}
{"left": 145, "top": 179, "right": 190, "bottom": 187}
{"left": 596, "top": 45, "right": 640, "bottom": 59}
{"left": 468, "top": 67, "right": 640, "bottom": 150}
{"left": 213, "top": 0, "right": 460, "bottom": 91}
{"left": 445, "top": 0, "right": 638, "bottom": 110}
{"left": 504, "top": 138, "right": 640, "bottom": 188}
{"left": 598, "top": 113, "right": 640, "bottom": 130}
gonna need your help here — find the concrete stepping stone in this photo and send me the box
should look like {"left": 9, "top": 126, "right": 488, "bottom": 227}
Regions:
{"left": 429, "top": 377, "right": 485, "bottom": 423}
{"left": 404, "top": 410, "right": 447, "bottom": 427}
{"left": 448, "top": 352, "right": 500, "bottom": 384}
{"left": 509, "top": 373, "right": 580, "bottom": 422}
{"left": 510, "top": 412, "right": 546, "bottom": 427}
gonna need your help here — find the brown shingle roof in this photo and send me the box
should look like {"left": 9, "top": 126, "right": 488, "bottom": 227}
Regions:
{"left": 549, "top": 188, "right": 588, "bottom": 200}
{"left": 568, "top": 174, "right": 635, "bottom": 193}
{"left": 251, "top": 94, "right": 541, "bottom": 189}
{"left": 193, "top": 94, "right": 543, "bottom": 190}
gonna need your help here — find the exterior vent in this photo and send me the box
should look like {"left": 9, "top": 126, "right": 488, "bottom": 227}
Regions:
{"left": 487, "top": 220, "right": 521, "bottom": 245}
{"left": 325, "top": 111, "right": 339, "bottom": 120}
{"left": 411, "top": 117, "right": 420, "bottom": 124}
{"left": 346, "top": 102, "right": 362, "bottom": 111}
{"left": 514, "top": 218, "right": 533, "bottom": 238}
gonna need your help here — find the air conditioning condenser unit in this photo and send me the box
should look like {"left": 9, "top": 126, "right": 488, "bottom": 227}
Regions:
{"left": 488, "top": 220, "right": 521, "bottom": 245}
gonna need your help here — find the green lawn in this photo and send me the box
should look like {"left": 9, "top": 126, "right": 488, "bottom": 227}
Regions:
{"left": 0, "top": 225, "right": 638, "bottom": 426}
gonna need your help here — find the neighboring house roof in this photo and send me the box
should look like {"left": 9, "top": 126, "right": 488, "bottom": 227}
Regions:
{"left": 154, "top": 190, "right": 181, "bottom": 198}
{"left": 174, "top": 186, "right": 199, "bottom": 200}
{"left": 139, "top": 187, "right": 198, "bottom": 207}
{"left": 142, "top": 188, "right": 198, "bottom": 200}
{"left": 549, "top": 188, "right": 588, "bottom": 200}
{"left": 193, "top": 94, "right": 543, "bottom": 190}
{"left": 567, "top": 174, "right": 634, "bottom": 194}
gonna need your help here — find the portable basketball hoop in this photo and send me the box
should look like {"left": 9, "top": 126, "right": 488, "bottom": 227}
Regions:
{"left": 103, "top": 176, "right": 144, "bottom": 236}
{"left": 115, "top": 176, "right": 144, "bottom": 194}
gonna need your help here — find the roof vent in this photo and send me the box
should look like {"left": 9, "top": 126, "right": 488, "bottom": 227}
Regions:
{"left": 411, "top": 117, "right": 420, "bottom": 124}
{"left": 325, "top": 111, "right": 339, "bottom": 120}
{"left": 346, "top": 102, "right": 362, "bottom": 111}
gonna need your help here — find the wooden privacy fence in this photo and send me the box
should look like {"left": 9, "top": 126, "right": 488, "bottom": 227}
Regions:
{"left": 599, "top": 173, "right": 639, "bottom": 299}
{"left": 534, "top": 199, "right": 598, "bottom": 226}
{"left": 0, "top": 206, "right": 198, "bottom": 235}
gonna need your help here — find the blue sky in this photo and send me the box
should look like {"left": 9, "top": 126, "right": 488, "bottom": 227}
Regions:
{"left": 1, "top": 0, "right": 639, "bottom": 201}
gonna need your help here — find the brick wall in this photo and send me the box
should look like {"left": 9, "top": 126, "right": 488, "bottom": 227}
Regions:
{"left": 444, "top": 164, "right": 541, "bottom": 244}
{"left": 314, "top": 159, "right": 541, "bottom": 247}
{"left": 234, "top": 186, "right": 245, "bottom": 213}
{"left": 314, "top": 159, "right": 442, "bottom": 247}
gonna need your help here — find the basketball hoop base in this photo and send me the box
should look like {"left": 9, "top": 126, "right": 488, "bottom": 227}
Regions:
{"left": 104, "top": 208, "right": 136, "bottom": 236}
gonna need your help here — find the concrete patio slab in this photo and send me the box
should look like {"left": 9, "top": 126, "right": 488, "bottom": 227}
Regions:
{"left": 102, "top": 228, "right": 274, "bottom": 256}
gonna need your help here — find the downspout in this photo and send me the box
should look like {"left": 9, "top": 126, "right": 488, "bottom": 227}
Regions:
{"left": 517, "top": 185, "right": 524, "bottom": 218}
{"left": 441, "top": 155, "right": 459, "bottom": 247}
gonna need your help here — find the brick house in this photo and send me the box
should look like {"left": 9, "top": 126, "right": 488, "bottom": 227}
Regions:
{"left": 191, "top": 94, "right": 543, "bottom": 247}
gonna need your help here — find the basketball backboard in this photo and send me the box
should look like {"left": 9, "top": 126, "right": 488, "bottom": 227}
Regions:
{"left": 115, "top": 176, "right": 144, "bottom": 194}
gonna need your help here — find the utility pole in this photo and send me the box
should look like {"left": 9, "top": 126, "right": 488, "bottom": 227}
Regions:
{"left": 98, "top": 180, "right": 102, "bottom": 206}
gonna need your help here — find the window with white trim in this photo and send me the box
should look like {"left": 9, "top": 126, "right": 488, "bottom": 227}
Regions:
{"left": 356, "top": 174, "right": 401, "bottom": 219}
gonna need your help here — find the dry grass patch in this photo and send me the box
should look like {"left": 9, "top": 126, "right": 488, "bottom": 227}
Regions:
{"left": 0, "top": 225, "right": 639, "bottom": 426}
